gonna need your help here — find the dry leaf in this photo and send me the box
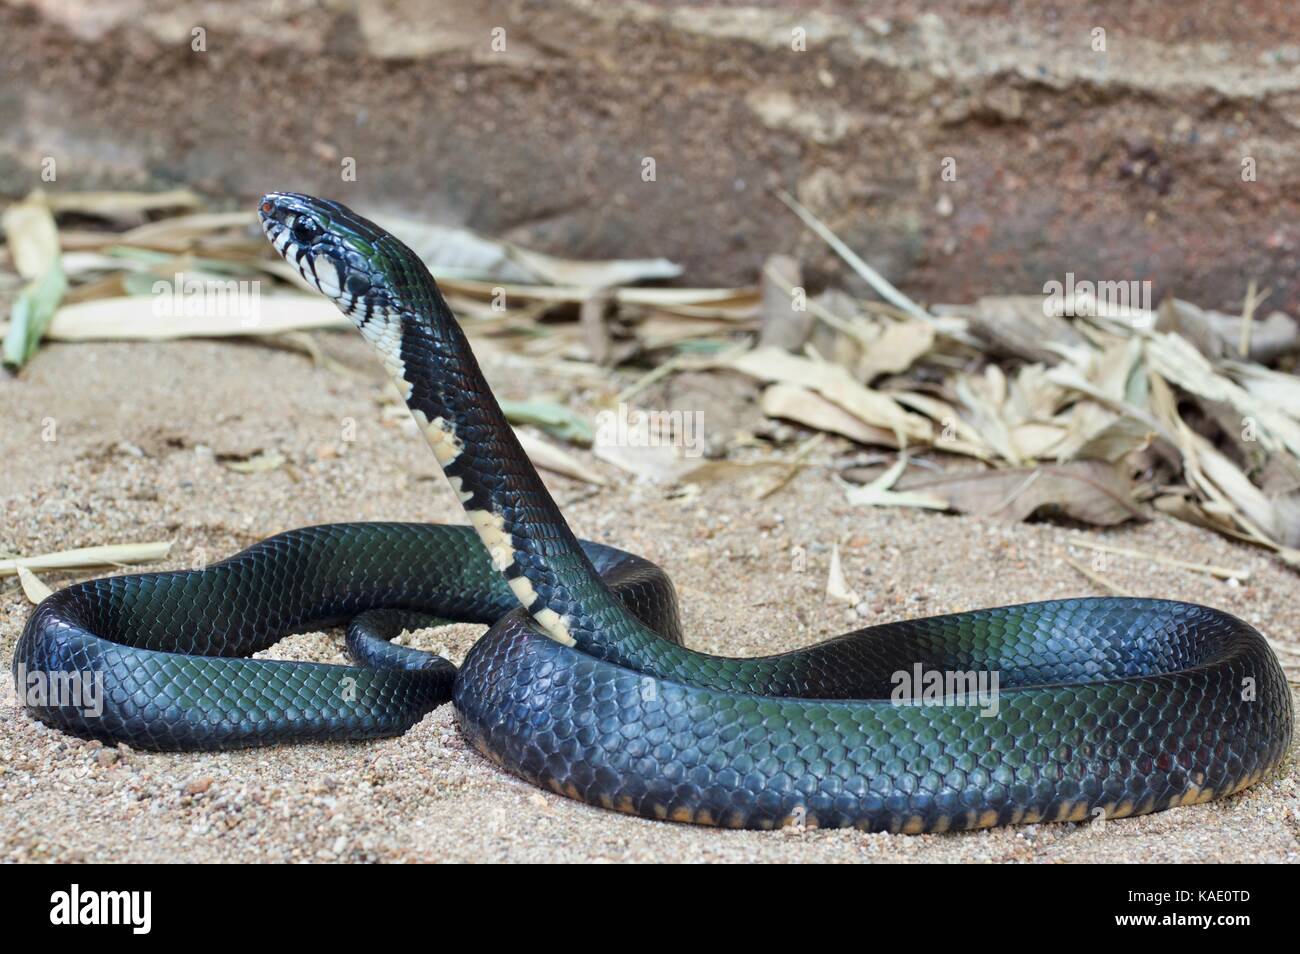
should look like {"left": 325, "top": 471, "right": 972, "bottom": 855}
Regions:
{"left": 1148, "top": 370, "right": 1292, "bottom": 547}
{"left": 3, "top": 193, "right": 61, "bottom": 279}
{"left": 954, "top": 367, "right": 1020, "bottom": 464}
{"left": 1053, "top": 403, "right": 1154, "bottom": 463}
{"left": 886, "top": 391, "right": 990, "bottom": 458}
{"left": 15, "top": 564, "right": 53, "bottom": 603}
{"left": 728, "top": 347, "right": 932, "bottom": 446}
{"left": 889, "top": 462, "right": 1150, "bottom": 525}
{"left": 957, "top": 295, "right": 1091, "bottom": 365}
{"left": 856, "top": 319, "right": 934, "bottom": 382}
{"left": 760, "top": 383, "right": 899, "bottom": 447}
{"left": 505, "top": 243, "right": 681, "bottom": 287}
{"left": 1157, "top": 297, "right": 1299, "bottom": 364}
{"left": 118, "top": 211, "right": 252, "bottom": 248}
{"left": 1146, "top": 330, "right": 1300, "bottom": 458}
{"left": 435, "top": 277, "right": 758, "bottom": 316}
{"left": 826, "top": 543, "right": 858, "bottom": 604}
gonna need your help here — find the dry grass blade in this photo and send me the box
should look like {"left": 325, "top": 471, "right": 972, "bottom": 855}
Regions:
{"left": 826, "top": 542, "right": 858, "bottom": 604}
{"left": 840, "top": 456, "right": 949, "bottom": 510}
{"left": 117, "top": 211, "right": 253, "bottom": 249}
{"left": 2, "top": 192, "right": 67, "bottom": 368}
{"left": 434, "top": 276, "right": 758, "bottom": 315}
{"left": 15, "top": 564, "right": 53, "bottom": 603}
{"left": 774, "top": 190, "right": 935, "bottom": 325}
{"left": 754, "top": 432, "right": 825, "bottom": 500}
{"left": 0, "top": 541, "right": 173, "bottom": 578}
{"left": 1239, "top": 279, "right": 1258, "bottom": 358}
{"left": 45, "top": 189, "right": 202, "bottom": 219}
{"left": 1067, "top": 537, "right": 1249, "bottom": 581}
{"left": 1065, "top": 558, "right": 1132, "bottom": 596}
{"left": 4, "top": 295, "right": 348, "bottom": 341}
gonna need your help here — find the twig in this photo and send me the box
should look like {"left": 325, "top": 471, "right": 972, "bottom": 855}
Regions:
{"left": 615, "top": 344, "right": 744, "bottom": 404}
{"left": 774, "top": 190, "right": 935, "bottom": 326}
{"left": 1068, "top": 537, "right": 1249, "bottom": 581}
{"left": 761, "top": 262, "right": 886, "bottom": 353}
{"left": 616, "top": 356, "right": 687, "bottom": 404}
{"left": 1239, "top": 278, "right": 1257, "bottom": 359}
{"left": 1065, "top": 558, "right": 1132, "bottom": 596}
{"left": 989, "top": 469, "right": 1042, "bottom": 517}
{"left": 754, "top": 433, "right": 825, "bottom": 500}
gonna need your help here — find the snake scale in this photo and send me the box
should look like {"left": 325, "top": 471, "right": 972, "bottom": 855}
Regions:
{"left": 12, "top": 193, "right": 1292, "bottom": 832}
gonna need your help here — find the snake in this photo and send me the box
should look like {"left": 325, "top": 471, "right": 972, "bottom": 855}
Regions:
{"left": 12, "top": 193, "right": 1292, "bottom": 833}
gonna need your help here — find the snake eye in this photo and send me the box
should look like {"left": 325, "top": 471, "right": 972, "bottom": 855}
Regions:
{"left": 291, "top": 217, "right": 322, "bottom": 245}
{"left": 345, "top": 273, "right": 371, "bottom": 296}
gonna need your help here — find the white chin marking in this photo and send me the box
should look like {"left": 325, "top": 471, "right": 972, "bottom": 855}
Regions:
{"left": 313, "top": 257, "right": 342, "bottom": 296}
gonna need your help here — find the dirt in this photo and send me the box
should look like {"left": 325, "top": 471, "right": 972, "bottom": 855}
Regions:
{"left": 5, "top": 0, "right": 1300, "bottom": 310}
{"left": 1, "top": 333, "right": 1296, "bottom": 862}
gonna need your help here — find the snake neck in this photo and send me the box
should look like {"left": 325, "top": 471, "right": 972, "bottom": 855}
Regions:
{"left": 384, "top": 287, "right": 635, "bottom": 651}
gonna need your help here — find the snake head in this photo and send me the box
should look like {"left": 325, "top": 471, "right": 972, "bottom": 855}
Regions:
{"left": 258, "top": 192, "right": 397, "bottom": 323}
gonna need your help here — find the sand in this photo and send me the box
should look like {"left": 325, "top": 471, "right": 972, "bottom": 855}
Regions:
{"left": 1, "top": 335, "right": 1296, "bottom": 863}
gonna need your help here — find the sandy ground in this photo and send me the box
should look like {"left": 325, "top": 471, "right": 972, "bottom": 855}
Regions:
{"left": 1, "top": 334, "right": 1296, "bottom": 863}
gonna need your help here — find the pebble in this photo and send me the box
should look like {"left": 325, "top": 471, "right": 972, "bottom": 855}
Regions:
{"left": 183, "top": 776, "right": 215, "bottom": 796}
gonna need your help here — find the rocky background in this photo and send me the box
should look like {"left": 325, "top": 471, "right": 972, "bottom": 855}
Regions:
{"left": 2, "top": 0, "right": 1299, "bottom": 309}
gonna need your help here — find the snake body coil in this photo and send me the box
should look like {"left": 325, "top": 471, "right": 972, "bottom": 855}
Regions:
{"left": 13, "top": 193, "right": 1292, "bottom": 832}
